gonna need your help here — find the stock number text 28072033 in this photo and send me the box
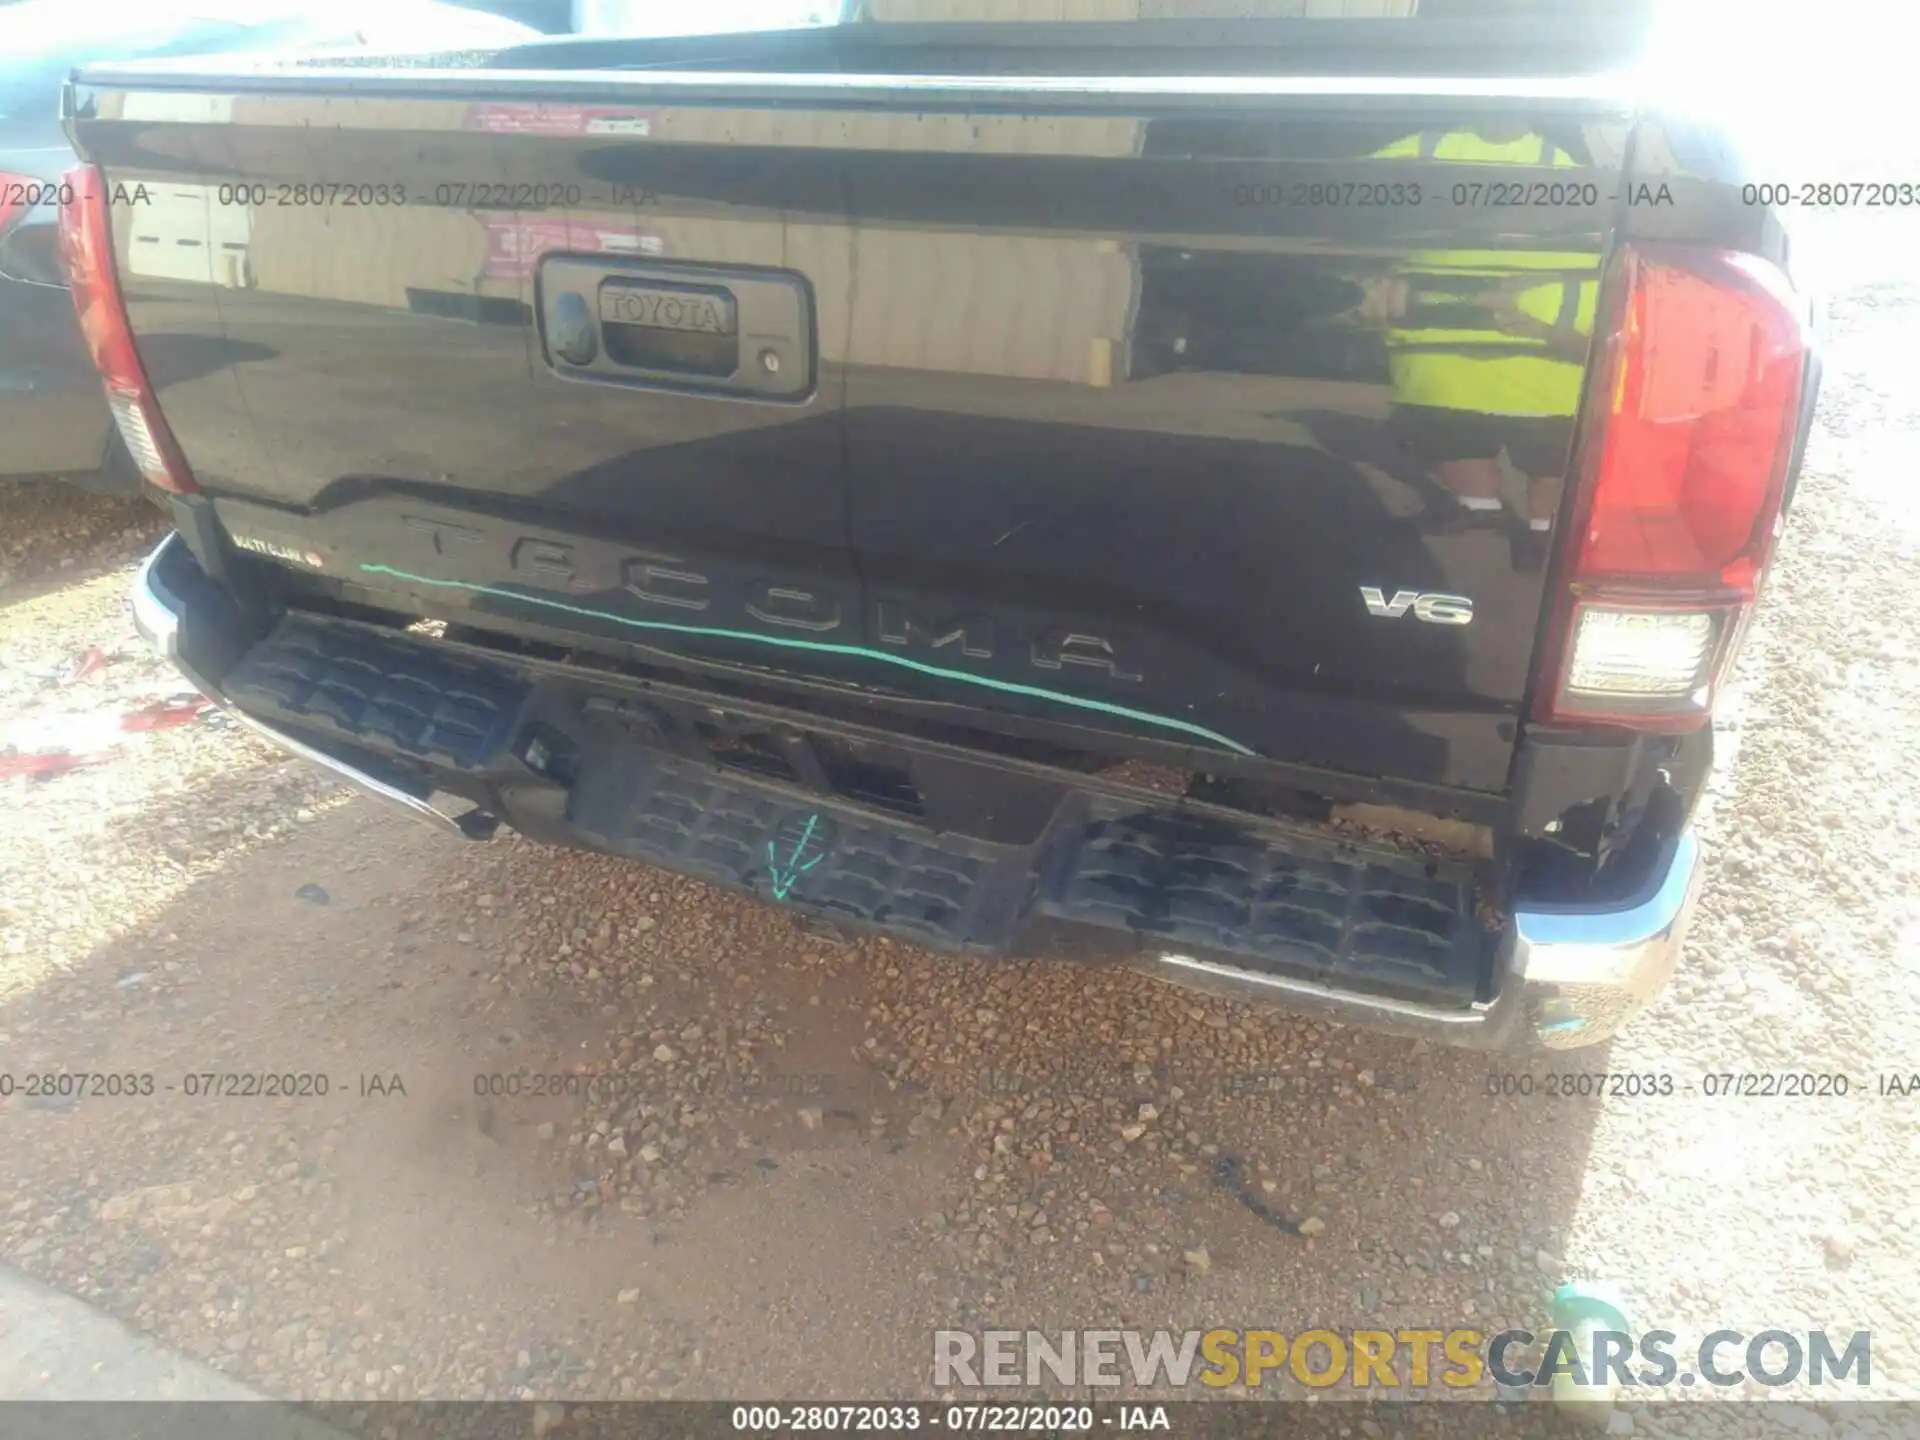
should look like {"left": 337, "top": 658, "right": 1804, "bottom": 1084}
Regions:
{"left": 209, "top": 182, "right": 659, "bottom": 210}
{"left": 1231, "top": 180, "right": 1603, "bottom": 209}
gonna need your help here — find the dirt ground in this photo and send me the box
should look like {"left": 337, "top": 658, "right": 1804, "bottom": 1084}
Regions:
{"left": 2, "top": 260, "right": 1918, "bottom": 1439}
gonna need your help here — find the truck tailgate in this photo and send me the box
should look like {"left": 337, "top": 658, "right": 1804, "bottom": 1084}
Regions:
{"left": 71, "top": 57, "right": 1633, "bottom": 793}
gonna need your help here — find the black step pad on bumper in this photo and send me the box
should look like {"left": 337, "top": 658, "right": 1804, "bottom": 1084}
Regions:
{"left": 568, "top": 749, "right": 1487, "bottom": 1007}
{"left": 1041, "top": 810, "right": 1480, "bottom": 998}
{"left": 223, "top": 616, "right": 528, "bottom": 771}
{"left": 570, "top": 755, "right": 1013, "bottom": 952}
{"left": 223, "top": 613, "right": 1489, "bottom": 1009}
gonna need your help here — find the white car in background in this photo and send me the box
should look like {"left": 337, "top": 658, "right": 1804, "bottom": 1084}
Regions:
{"left": 0, "top": 0, "right": 539, "bottom": 497}
{"left": 571, "top": 0, "right": 843, "bottom": 34}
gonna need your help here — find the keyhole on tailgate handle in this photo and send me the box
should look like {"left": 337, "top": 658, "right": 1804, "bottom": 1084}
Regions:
{"left": 551, "top": 291, "right": 597, "bottom": 367}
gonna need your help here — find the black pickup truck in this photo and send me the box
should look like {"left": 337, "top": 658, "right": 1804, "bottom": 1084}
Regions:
{"left": 65, "top": 4, "right": 1817, "bottom": 1051}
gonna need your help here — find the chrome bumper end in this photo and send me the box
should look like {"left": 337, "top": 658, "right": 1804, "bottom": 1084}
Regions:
{"left": 1134, "top": 830, "right": 1702, "bottom": 1051}
{"left": 131, "top": 533, "right": 480, "bottom": 840}
{"left": 1502, "top": 830, "right": 1703, "bottom": 1047}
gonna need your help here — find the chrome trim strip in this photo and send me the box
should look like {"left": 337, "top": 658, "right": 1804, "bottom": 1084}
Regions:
{"left": 1147, "top": 952, "right": 1494, "bottom": 1028}
{"left": 227, "top": 711, "right": 471, "bottom": 838}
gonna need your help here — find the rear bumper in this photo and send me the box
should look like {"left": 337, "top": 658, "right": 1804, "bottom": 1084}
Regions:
{"left": 132, "top": 531, "right": 1701, "bottom": 1052}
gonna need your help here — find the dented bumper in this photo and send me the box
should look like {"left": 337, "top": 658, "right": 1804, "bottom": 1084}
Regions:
{"left": 133, "top": 531, "right": 1701, "bottom": 1052}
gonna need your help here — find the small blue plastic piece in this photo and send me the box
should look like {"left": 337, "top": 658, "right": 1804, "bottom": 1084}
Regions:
{"left": 1552, "top": 1280, "right": 1631, "bottom": 1334}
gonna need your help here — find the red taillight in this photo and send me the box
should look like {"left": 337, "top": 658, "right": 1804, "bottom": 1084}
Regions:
{"left": 1537, "top": 244, "right": 1810, "bottom": 729}
{"left": 56, "top": 162, "right": 197, "bottom": 494}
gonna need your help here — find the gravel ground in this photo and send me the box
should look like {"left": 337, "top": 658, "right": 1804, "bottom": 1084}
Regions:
{"left": 1, "top": 265, "right": 1918, "bottom": 1440}
{"left": 0, "top": 482, "right": 166, "bottom": 597}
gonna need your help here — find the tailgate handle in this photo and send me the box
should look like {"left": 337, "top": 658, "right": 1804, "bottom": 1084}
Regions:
{"left": 538, "top": 257, "right": 814, "bottom": 402}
